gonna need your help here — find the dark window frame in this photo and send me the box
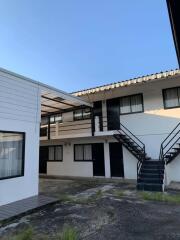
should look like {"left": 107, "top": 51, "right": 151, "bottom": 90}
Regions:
{"left": 74, "top": 144, "right": 93, "bottom": 162}
{"left": 0, "top": 130, "right": 25, "bottom": 181}
{"left": 50, "top": 114, "right": 63, "bottom": 124}
{"left": 119, "top": 93, "right": 144, "bottom": 115}
{"left": 162, "top": 86, "right": 180, "bottom": 109}
{"left": 73, "top": 108, "right": 91, "bottom": 121}
{"left": 47, "top": 145, "right": 63, "bottom": 162}
{"left": 40, "top": 127, "right": 48, "bottom": 137}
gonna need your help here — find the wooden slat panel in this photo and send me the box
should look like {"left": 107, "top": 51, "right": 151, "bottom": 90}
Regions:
{"left": 0, "top": 195, "right": 58, "bottom": 223}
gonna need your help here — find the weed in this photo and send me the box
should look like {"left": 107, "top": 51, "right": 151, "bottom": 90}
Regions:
{"left": 139, "top": 192, "right": 180, "bottom": 204}
{"left": 56, "top": 226, "right": 79, "bottom": 240}
{"left": 58, "top": 194, "right": 73, "bottom": 203}
{"left": 113, "top": 189, "right": 124, "bottom": 198}
{"left": 11, "top": 227, "right": 33, "bottom": 240}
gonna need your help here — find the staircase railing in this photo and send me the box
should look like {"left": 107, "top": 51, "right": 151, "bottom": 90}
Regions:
{"left": 116, "top": 123, "right": 146, "bottom": 179}
{"left": 159, "top": 122, "right": 180, "bottom": 163}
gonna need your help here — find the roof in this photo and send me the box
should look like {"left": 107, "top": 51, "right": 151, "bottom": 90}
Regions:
{"left": 73, "top": 69, "right": 180, "bottom": 97}
{"left": 0, "top": 67, "right": 92, "bottom": 116}
{"left": 167, "top": 0, "right": 180, "bottom": 67}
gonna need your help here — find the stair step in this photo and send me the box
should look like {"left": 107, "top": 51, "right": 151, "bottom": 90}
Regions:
{"left": 138, "top": 178, "right": 163, "bottom": 184}
{"left": 143, "top": 160, "right": 164, "bottom": 165}
{"left": 172, "top": 147, "right": 180, "bottom": 150}
{"left": 141, "top": 165, "right": 165, "bottom": 170}
{"left": 137, "top": 183, "right": 163, "bottom": 192}
{"left": 139, "top": 173, "right": 164, "bottom": 178}
{"left": 141, "top": 169, "right": 164, "bottom": 174}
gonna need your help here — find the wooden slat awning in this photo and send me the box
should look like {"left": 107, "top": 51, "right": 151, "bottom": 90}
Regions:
{"left": 40, "top": 85, "right": 92, "bottom": 116}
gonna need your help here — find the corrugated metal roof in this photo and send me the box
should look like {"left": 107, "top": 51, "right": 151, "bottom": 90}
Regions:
{"left": 73, "top": 69, "right": 180, "bottom": 97}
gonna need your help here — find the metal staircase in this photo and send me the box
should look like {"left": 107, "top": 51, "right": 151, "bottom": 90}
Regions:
{"left": 159, "top": 122, "right": 180, "bottom": 164}
{"left": 113, "top": 123, "right": 150, "bottom": 162}
{"left": 114, "top": 122, "right": 180, "bottom": 192}
{"left": 137, "top": 160, "right": 165, "bottom": 192}
{"left": 113, "top": 123, "right": 164, "bottom": 192}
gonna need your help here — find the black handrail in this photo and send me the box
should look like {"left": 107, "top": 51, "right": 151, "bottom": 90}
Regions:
{"left": 115, "top": 123, "right": 146, "bottom": 180}
{"left": 159, "top": 122, "right": 180, "bottom": 163}
{"left": 119, "top": 123, "right": 145, "bottom": 149}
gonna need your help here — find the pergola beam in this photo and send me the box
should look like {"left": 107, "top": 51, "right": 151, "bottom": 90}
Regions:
{"left": 42, "top": 95, "right": 76, "bottom": 107}
{"left": 41, "top": 104, "right": 61, "bottom": 111}
{"left": 41, "top": 105, "right": 91, "bottom": 117}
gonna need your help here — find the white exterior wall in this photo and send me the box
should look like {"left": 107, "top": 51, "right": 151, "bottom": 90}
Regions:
{"left": 47, "top": 142, "right": 93, "bottom": 177}
{"left": 41, "top": 136, "right": 137, "bottom": 180}
{"left": 0, "top": 71, "right": 40, "bottom": 206}
{"left": 119, "top": 78, "right": 180, "bottom": 159}
{"left": 166, "top": 155, "right": 180, "bottom": 184}
{"left": 123, "top": 147, "right": 138, "bottom": 179}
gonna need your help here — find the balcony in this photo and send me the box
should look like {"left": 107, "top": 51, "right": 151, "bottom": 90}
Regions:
{"left": 40, "top": 118, "right": 92, "bottom": 140}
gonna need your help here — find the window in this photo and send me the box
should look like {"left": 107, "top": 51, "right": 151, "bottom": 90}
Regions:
{"left": 163, "top": 87, "right": 180, "bottom": 109}
{"left": 41, "top": 117, "right": 48, "bottom": 126}
{"left": 74, "top": 144, "right": 92, "bottom": 161}
{"left": 74, "top": 108, "right": 91, "bottom": 121}
{"left": 50, "top": 114, "right": 62, "bottom": 124}
{"left": 0, "top": 131, "right": 25, "bottom": 180}
{"left": 120, "top": 94, "right": 143, "bottom": 114}
{"left": 48, "top": 146, "right": 63, "bottom": 161}
{"left": 40, "top": 127, "right": 47, "bottom": 137}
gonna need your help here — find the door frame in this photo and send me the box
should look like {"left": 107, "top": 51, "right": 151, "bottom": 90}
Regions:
{"left": 109, "top": 142, "right": 124, "bottom": 178}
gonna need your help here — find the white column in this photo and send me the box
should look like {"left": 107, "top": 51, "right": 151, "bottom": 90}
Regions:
{"left": 55, "top": 122, "right": 59, "bottom": 137}
{"left": 104, "top": 141, "right": 111, "bottom": 178}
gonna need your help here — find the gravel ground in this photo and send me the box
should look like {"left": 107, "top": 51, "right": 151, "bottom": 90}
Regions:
{"left": 1, "top": 178, "right": 180, "bottom": 240}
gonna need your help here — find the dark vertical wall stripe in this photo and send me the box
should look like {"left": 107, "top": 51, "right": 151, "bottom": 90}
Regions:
{"left": 107, "top": 98, "right": 120, "bottom": 130}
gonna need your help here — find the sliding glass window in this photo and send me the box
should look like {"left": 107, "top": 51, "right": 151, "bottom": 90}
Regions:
{"left": 74, "top": 108, "right": 91, "bottom": 121}
{"left": 0, "top": 131, "right": 25, "bottom": 180}
{"left": 48, "top": 146, "right": 63, "bottom": 161}
{"left": 74, "top": 144, "right": 92, "bottom": 161}
{"left": 163, "top": 87, "right": 180, "bottom": 109}
{"left": 120, "top": 94, "right": 143, "bottom": 114}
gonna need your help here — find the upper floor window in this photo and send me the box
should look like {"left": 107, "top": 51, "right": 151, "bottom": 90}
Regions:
{"left": 163, "top": 87, "right": 180, "bottom": 109}
{"left": 120, "top": 94, "right": 143, "bottom": 115}
{"left": 40, "top": 127, "right": 47, "bottom": 137}
{"left": 74, "top": 144, "right": 92, "bottom": 161}
{"left": 74, "top": 108, "right": 91, "bottom": 121}
{"left": 41, "top": 117, "right": 48, "bottom": 126}
{"left": 0, "top": 131, "right": 25, "bottom": 180}
{"left": 50, "top": 114, "right": 62, "bottom": 124}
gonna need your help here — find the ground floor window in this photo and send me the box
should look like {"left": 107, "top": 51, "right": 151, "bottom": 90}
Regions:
{"left": 0, "top": 131, "right": 25, "bottom": 180}
{"left": 74, "top": 144, "right": 92, "bottom": 161}
{"left": 48, "top": 145, "right": 63, "bottom": 161}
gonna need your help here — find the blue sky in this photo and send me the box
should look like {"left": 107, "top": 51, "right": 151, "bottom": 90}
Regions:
{"left": 0, "top": 0, "right": 178, "bottom": 92}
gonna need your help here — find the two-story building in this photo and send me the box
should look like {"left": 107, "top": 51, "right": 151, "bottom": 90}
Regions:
{"left": 40, "top": 69, "right": 180, "bottom": 191}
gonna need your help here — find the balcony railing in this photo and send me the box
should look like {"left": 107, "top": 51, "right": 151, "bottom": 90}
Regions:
{"left": 40, "top": 118, "right": 92, "bottom": 140}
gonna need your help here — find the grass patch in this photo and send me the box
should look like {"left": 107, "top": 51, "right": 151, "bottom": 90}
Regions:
{"left": 57, "top": 226, "right": 79, "bottom": 240}
{"left": 5, "top": 226, "right": 79, "bottom": 240}
{"left": 11, "top": 227, "right": 33, "bottom": 240}
{"left": 58, "top": 194, "right": 73, "bottom": 203}
{"left": 68, "top": 190, "right": 104, "bottom": 205}
{"left": 139, "top": 192, "right": 180, "bottom": 204}
{"left": 113, "top": 189, "right": 124, "bottom": 198}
